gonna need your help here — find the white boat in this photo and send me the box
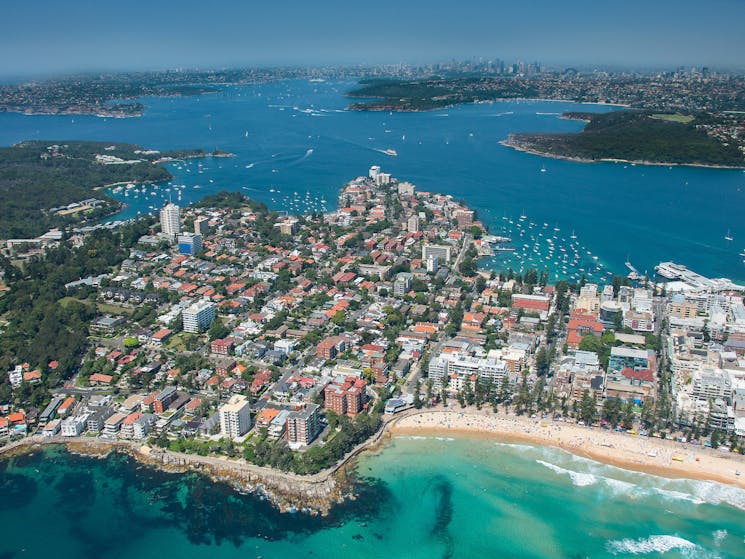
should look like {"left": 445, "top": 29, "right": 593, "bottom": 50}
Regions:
{"left": 725, "top": 229, "right": 734, "bottom": 241}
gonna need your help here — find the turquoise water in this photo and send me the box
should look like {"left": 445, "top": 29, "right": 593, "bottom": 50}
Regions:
{"left": 1, "top": 438, "right": 744, "bottom": 558}
{"left": 1, "top": 79, "right": 744, "bottom": 281}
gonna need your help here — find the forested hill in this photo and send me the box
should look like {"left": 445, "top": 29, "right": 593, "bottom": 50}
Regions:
{"left": 504, "top": 111, "right": 745, "bottom": 168}
{"left": 0, "top": 141, "right": 204, "bottom": 239}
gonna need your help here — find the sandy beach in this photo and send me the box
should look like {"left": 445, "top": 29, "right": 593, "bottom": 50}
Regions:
{"left": 389, "top": 408, "right": 745, "bottom": 489}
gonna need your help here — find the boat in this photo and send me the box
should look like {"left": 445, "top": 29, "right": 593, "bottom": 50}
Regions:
{"left": 540, "top": 165, "right": 547, "bottom": 173}
{"left": 725, "top": 229, "right": 734, "bottom": 241}
{"left": 385, "top": 149, "right": 398, "bottom": 156}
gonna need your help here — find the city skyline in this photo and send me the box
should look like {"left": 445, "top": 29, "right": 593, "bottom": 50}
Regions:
{"left": 1, "top": 0, "right": 744, "bottom": 78}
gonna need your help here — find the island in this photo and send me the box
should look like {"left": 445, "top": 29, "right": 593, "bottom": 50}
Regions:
{"left": 502, "top": 110, "right": 745, "bottom": 168}
{"left": 0, "top": 141, "right": 208, "bottom": 239}
{"left": 1, "top": 167, "right": 744, "bottom": 517}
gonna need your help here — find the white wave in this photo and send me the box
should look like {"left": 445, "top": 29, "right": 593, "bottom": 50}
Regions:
{"left": 536, "top": 460, "right": 597, "bottom": 487}
{"left": 606, "top": 535, "right": 697, "bottom": 555}
{"left": 604, "top": 477, "right": 635, "bottom": 493}
{"left": 552, "top": 450, "right": 745, "bottom": 510}
{"left": 653, "top": 487, "right": 705, "bottom": 505}
{"left": 494, "top": 442, "right": 534, "bottom": 451}
{"left": 434, "top": 437, "right": 454, "bottom": 442}
{"left": 687, "top": 480, "right": 745, "bottom": 510}
{"left": 712, "top": 529, "right": 727, "bottom": 546}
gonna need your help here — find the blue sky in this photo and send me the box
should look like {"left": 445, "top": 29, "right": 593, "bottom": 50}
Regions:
{"left": 1, "top": 0, "right": 743, "bottom": 77}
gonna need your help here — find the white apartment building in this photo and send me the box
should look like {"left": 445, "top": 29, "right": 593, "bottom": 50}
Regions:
{"left": 182, "top": 299, "right": 216, "bottom": 333}
{"left": 219, "top": 395, "right": 252, "bottom": 439}
{"left": 160, "top": 203, "right": 181, "bottom": 241}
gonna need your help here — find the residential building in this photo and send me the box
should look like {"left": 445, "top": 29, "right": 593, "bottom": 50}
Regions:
{"left": 177, "top": 232, "right": 203, "bottom": 255}
{"left": 428, "top": 352, "right": 509, "bottom": 387}
{"left": 393, "top": 272, "right": 413, "bottom": 296}
{"left": 104, "top": 412, "right": 127, "bottom": 437}
{"left": 194, "top": 216, "right": 210, "bottom": 235}
{"left": 182, "top": 299, "right": 216, "bottom": 333}
{"left": 219, "top": 395, "right": 252, "bottom": 438}
{"left": 153, "top": 386, "right": 178, "bottom": 414}
{"left": 407, "top": 215, "right": 420, "bottom": 233}
{"left": 455, "top": 209, "right": 474, "bottom": 229}
{"left": 317, "top": 336, "right": 346, "bottom": 360}
{"left": 60, "top": 414, "right": 89, "bottom": 437}
{"left": 286, "top": 403, "right": 321, "bottom": 448}
{"left": 422, "top": 244, "right": 451, "bottom": 264}
{"left": 608, "top": 346, "right": 652, "bottom": 373}
{"left": 324, "top": 377, "right": 366, "bottom": 416}
{"left": 160, "top": 203, "right": 180, "bottom": 241}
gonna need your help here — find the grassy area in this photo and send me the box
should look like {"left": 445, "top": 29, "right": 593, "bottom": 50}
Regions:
{"left": 651, "top": 113, "right": 695, "bottom": 124}
{"left": 59, "top": 296, "right": 96, "bottom": 311}
{"left": 96, "top": 302, "right": 135, "bottom": 316}
{"left": 166, "top": 332, "right": 190, "bottom": 351}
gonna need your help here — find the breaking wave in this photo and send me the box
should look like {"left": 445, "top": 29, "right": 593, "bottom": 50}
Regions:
{"left": 533, "top": 454, "right": 745, "bottom": 510}
{"left": 606, "top": 535, "right": 697, "bottom": 555}
{"left": 536, "top": 460, "right": 597, "bottom": 487}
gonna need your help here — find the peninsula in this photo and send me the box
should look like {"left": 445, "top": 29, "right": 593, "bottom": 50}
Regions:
{"left": 0, "top": 141, "right": 209, "bottom": 239}
{"left": 347, "top": 74, "right": 745, "bottom": 167}
{"left": 2, "top": 167, "right": 745, "bottom": 516}
{"left": 502, "top": 110, "right": 745, "bottom": 168}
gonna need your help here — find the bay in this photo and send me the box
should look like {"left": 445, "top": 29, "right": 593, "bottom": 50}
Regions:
{"left": 2, "top": 438, "right": 744, "bottom": 558}
{"left": 1, "top": 79, "right": 744, "bottom": 282}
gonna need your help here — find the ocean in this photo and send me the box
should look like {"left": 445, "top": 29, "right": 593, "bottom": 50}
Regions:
{"left": 1, "top": 438, "right": 744, "bottom": 558}
{"left": 2, "top": 80, "right": 745, "bottom": 556}
{"left": 1, "top": 79, "right": 744, "bottom": 282}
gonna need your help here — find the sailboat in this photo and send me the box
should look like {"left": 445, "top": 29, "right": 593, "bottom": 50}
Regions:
{"left": 540, "top": 164, "right": 547, "bottom": 173}
{"left": 725, "top": 229, "right": 734, "bottom": 241}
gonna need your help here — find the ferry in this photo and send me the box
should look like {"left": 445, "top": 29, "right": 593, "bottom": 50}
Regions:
{"left": 385, "top": 149, "right": 398, "bottom": 157}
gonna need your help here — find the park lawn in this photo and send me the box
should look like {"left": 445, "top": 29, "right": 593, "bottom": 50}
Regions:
{"left": 651, "top": 113, "right": 695, "bottom": 124}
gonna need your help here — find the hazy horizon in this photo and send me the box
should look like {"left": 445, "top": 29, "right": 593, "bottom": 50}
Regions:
{"left": 1, "top": 0, "right": 744, "bottom": 79}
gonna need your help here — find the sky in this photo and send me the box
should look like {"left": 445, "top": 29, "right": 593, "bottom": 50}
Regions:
{"left": 1, "top": 0, "right": 744, "bottom": 78}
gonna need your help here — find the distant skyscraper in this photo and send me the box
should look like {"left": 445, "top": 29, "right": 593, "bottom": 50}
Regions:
{"left": 160, "top": 203, "right": 180, "bottom": 241}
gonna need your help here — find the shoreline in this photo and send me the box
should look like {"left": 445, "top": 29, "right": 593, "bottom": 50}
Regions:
{"left": 346, "top": 95, "right": 630, "bottom": 113}
{"left": 388, "top": 408, "right": 745, "bottom": 491}
{"left": 92, "top": 152, "right": 233, "bottom": 192}
{"left": 3, "top": 406, "right": 744, "bottom": 515}
{"left": 0, "top": 417, "right": 392, "bottom": 516}
{"left": 500, "top": 138, "right": 745, "bottom": 170}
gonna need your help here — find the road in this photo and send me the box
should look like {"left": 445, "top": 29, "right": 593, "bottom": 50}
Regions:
{"left": 447, "top": 233, "right": 472, "bottom": 285}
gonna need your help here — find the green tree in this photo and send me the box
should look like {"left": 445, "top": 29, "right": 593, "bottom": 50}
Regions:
{"left": 579, "top": 390, "right": 597, "bottom": 424}
{"left": 208, "top": 318, "right": 230, "bottom": 341}
{"left": 535, "top": 346, "right": 550, "bottom": 376}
